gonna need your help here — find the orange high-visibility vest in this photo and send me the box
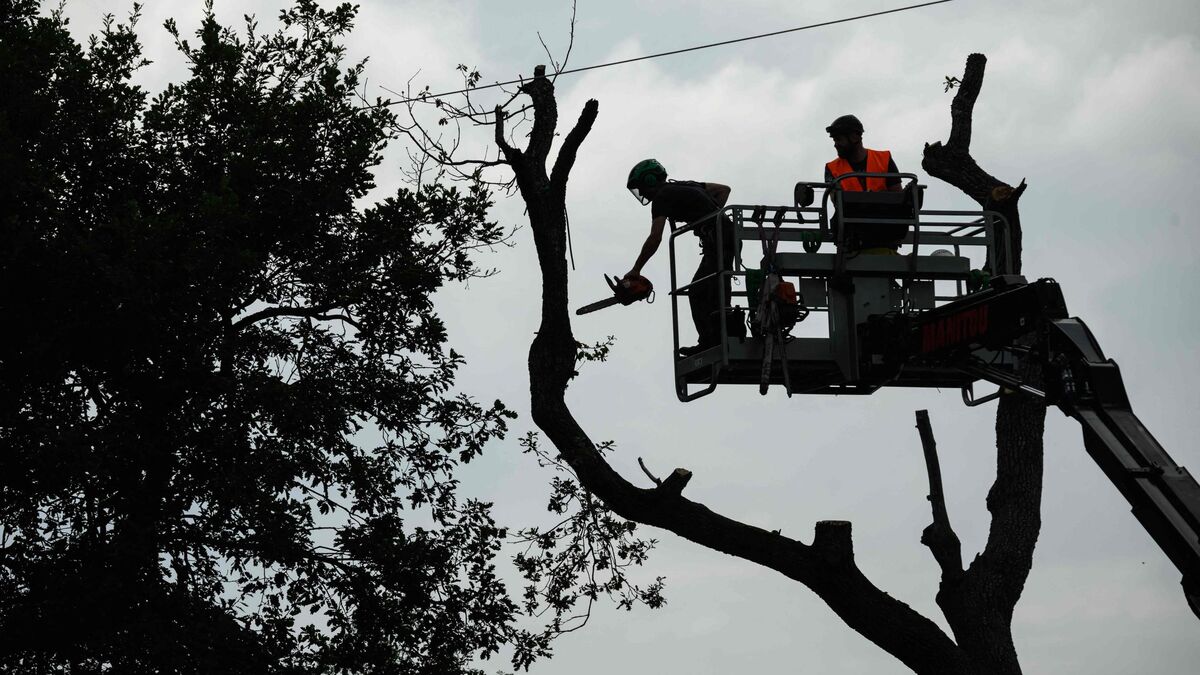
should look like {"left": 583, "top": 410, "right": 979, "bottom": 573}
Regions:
{"left": 826, "top": 149, "right": 892, "bottom": 191}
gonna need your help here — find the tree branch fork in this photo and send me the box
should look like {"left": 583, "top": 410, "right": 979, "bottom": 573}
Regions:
{"left": 514, "top": 54, "right": 1038, "bottom": 674}
{"left": 507, "top": 63, "right": 967, "bottom": 671}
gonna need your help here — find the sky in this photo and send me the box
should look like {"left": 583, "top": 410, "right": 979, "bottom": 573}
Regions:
{"left": 57, "top": 0, "right": 1200, "bottom": 672}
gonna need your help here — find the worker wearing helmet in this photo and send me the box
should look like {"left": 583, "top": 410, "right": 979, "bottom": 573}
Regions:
{"left": 824, "top": 114, "right": 902, "bottom": 192}
{"left": 824, "top": 115, "right": 907, "bottom": 254}
{"left": 624, "top": 159, "right": 735, "bottom": 357}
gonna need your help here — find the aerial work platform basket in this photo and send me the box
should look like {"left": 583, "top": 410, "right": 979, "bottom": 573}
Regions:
{"left": 669, "top": 173, "right": 1014, "bottom": 401}
{"left": 666, "top": 175, "right": 1200, "bottom": 620}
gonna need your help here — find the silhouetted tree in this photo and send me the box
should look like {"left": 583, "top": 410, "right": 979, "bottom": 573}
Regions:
{"left": 392, "top": 3, "right": 668, "bottom": 663}
{"left": 0, "top": 2, "right": 539, "bottom": 672}
{"left": 464, "top": 55, "right": 1045, "bottom": 675}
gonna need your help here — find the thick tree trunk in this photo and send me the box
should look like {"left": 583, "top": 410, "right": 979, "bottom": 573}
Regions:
{"left": 922, "top": 53, "right": 1047, "bottom": 675}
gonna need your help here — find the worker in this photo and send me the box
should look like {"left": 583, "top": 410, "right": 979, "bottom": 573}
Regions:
{"left": 824, "top": 114, "right": 902, "bottom": 192}
{"left": 623, "top": 159, "right": 737, "bottom": 357}
{"left": 824, "top": 114, "right": 906, "bottom": 253}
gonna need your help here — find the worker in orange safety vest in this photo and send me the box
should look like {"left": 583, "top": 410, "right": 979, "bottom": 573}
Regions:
{"left": 823, "top": 114, "right": 902, "bottom": 192}
{"left": 824, "top": 114, "right": 907, "bottom": 254}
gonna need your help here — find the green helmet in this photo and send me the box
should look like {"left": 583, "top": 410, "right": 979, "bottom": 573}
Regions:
{"left": 627, "top": 159, "right": 667, "bottom": 205}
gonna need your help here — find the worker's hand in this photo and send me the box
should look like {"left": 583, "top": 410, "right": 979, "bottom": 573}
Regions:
{"left": 622, "top": 270, "right": 640, "bottom": 282}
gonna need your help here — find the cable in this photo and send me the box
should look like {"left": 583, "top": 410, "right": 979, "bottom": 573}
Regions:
{"left": 384, "top": 0, "right": 954, "bottom": 105}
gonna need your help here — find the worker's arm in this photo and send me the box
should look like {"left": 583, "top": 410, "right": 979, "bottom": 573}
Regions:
{"left": 705, "top": 182, "right": 732, "bottom": 207}
{"left": 626, "top": 215, "right": 668, "bottom": 278}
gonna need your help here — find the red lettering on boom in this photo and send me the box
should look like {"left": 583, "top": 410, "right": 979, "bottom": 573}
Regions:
{"left": 921, "top": 305, "right": 990, "bottom": 354}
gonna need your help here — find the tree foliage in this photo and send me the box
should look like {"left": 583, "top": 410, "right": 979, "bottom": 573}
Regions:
{"left": 0, "top": 2, "right": 535, "bottom": 672}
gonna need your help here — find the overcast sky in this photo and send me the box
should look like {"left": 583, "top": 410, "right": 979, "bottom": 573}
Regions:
{"left": 58, "top": 0, "right": 1200, "bottom": 672}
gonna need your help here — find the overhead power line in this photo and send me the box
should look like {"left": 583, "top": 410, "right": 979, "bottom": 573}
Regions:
{"left": 385, "top": 0, "right": 954, "bottom": 105}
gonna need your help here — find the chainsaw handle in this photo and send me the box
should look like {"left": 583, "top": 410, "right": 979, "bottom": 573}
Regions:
{"left": 607, "top": 273, "right": 654, "bottom": 305}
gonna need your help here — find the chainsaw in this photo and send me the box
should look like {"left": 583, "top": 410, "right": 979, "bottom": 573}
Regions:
{"left": 575, "top": 274, "right": 654, "bottom": 315}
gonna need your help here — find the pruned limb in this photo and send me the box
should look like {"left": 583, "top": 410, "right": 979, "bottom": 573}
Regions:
{"left": 915, "top": 410, "right": 963, "bottom": 581}
{"left": 550, "top": 99, "right": 599, "bottom": 191}
{"left": 656, "top": 468, "right": 692, "bottom": 498}
{"left": 513, "top": 64, "right": 971, "bottom": 675}
{"left": 923, "top": 53, "right": 1028, "bottom": 273}
{"left": 947, "top": 53, "right": 986, "bottom": 150}
{"left": 520, "top": 66, "right": 557, "bottom": 166}
{"left": 494, "top": 105, "right": 517, "bottom": 159}
{"left": 813, "top": 520, "right": 854, "bottom": 567}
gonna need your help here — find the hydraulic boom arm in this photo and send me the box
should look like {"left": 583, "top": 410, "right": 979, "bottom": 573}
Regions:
{"left": 1045, "top": 318, "right": 1200, "bottom": 619}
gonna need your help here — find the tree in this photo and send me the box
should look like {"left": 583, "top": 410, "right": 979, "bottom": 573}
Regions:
{"left": 0, "top": 2, "right": 546, "bottom": 672}
{"left": 443, "top": 54, "right": 1045, "bottom": 674}
{"left": 390, "top": 5, "right": 669, "bottom": 661}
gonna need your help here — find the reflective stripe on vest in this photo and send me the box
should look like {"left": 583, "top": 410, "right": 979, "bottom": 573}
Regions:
{"left": 825, "top": 149, "right": 891, "bottom": 192}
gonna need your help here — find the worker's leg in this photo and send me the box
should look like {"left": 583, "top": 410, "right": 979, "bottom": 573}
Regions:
{"left": 688, "top": 231, "right": 737, "bottom": 347}
{"left": 689, "top": 250, "right": 719, "bottom": 347}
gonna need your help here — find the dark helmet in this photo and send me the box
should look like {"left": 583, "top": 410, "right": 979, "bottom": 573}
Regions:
{"left": 627, "top": 159, "right": 667, "bottom": 205}
{"left": 825, "top": 114, "right": 864, "bottom": 136}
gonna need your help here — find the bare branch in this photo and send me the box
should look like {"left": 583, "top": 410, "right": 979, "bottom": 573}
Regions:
{"left": 915, "top": 410, "right": 963, "bottom": 581}
{"left": 551, "top": 99, "right": 599, "bottom": 190}
{"left": 310, "top": 313, "right": 362, "bottom": 329}
{"left": 494, "top": 104, "right": 517, "bottom": 159}
{"left": 923, "top": 53, "right": 1029, "bottom": 273}
{"left": 537, "top": 32, "right": 559, "bottom": 74}
{"left": 232, "top": 304, "right": 357, "bottom": 330}
{"left": 946, "top": 53, "right": 986, "bottom": 150}
{"left": 922, "top": 53, "right": 1006, "bottom": 206}
{"left": 555, "top": 1, "right": 578, "bottom": 80}
{"left": 637, "top": 457, "right": 662, "bottom": 486}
